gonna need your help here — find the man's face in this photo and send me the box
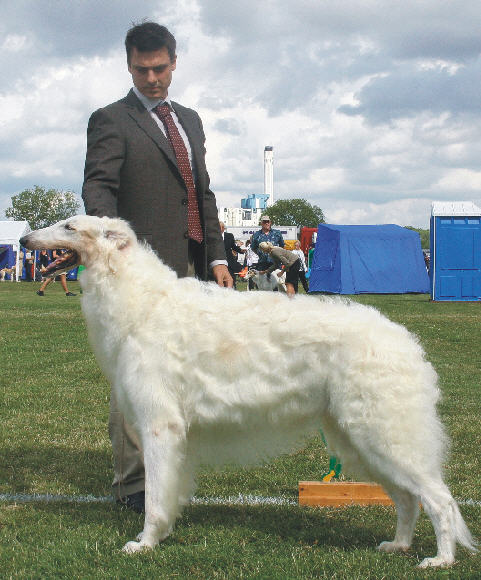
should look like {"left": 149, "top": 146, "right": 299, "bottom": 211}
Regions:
{"left": 261, "top": 220, "right": 271, "bottom": 231}
{"left": 128, "top": 46, "right": 176, "bottom": 99}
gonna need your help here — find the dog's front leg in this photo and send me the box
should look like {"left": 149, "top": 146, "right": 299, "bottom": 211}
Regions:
{"left": 122, "top": 422, "right": 186, "bottom": 554}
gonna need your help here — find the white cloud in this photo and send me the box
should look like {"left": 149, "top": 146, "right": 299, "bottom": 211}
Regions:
{"left": 1, "top": 34, "right": 30, "bottom": 53}
{"left": 325, "top": 198, "right": 434, "bottom": 228}
{"left": 435, "top": 169, "right": 481, "bottom": 192}
{"left": 1, "top": 0, "right": 481, "bottom": 231}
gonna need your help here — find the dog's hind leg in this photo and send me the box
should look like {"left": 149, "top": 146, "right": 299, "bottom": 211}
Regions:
{"left": 375, "top": 472, "right": 461, "bottom": 566}
{"left": 320, "top": 417, "right": 474, "bottom": 567}
{"left": 122, "top": 423, "right": 187, "bottom": 553}
{"left": 322, "top": 419, "right": 419, "bottom": 554}
{"left": 416, "top": 481, "right": 476, "bottom": 568}
{"left": 377, "top": 485, "right": 419, "bottom": 553}
{"left": 346, "top": 444, "right": 462, "bottom": 566}
{"left": 347, "top": 445, "right": 474, "bottom": 567}
{"left": 358, "top": 440, "right": 476, "bottom": 566}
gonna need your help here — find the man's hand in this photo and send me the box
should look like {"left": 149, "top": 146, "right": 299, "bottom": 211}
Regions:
{"left": 212, "top": 264, "right": 234, "bottom": 288}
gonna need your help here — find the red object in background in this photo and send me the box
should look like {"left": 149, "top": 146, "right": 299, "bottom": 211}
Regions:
{"left": 300, "top": 227, "right": 318, "bottom": 256}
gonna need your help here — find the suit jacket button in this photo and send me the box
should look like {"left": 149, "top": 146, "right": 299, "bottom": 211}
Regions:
{"left": 182, "top": 198, "right": 188, "bottom": 205}
{"left": 184, "top": 231, "right": 189, "bottom": 239}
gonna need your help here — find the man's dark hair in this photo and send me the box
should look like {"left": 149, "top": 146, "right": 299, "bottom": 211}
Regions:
{"left": 125, "top": 22, "right": 176, "bottom": 64}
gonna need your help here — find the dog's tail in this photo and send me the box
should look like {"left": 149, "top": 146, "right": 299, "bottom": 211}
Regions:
{"left": 451, "top": 500, "right": 477, "bottom": 552}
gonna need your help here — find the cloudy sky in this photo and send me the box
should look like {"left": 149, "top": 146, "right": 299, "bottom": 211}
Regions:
{"left": 1, "top": 0, "right": 480, "bottom": 228}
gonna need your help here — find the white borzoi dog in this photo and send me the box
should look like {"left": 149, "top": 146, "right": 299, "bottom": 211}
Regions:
{"left": 20, "top": 215, "right": 476, "bottom": 567}
{"left": 244, "top": 268, "right": 287, "bottom": 292}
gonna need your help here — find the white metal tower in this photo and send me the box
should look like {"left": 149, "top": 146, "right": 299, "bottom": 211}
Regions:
{"left": 264, "top": 146, "right": 274, "bottom": 206}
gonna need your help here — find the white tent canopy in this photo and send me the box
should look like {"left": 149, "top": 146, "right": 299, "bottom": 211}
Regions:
{"left": 0, "top": 220, "right": 31, "bottom": 281}
{"left": 0, "top": 220, "right": 31, "bottom": 246}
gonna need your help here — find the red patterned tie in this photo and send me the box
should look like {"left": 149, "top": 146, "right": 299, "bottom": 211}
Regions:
{"left": 154, "top": 104, "right": 203, "bottom": 243}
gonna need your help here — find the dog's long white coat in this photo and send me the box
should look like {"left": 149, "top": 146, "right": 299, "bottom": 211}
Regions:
{"left": 22, "top": 216, "right": 476, "bottom": 567}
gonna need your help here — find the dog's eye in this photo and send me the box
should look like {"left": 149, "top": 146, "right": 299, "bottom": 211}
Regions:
{"left": 64, "top": 224, "right": 75, "bottom": 231}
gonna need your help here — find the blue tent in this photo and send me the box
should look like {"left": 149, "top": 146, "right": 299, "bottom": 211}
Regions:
{"left": 309, "top": 224, "right": 429, "bottom": 294}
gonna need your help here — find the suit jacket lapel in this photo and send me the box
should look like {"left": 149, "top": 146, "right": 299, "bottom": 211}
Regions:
{"left": 124, "top": 90, "right": 179, "bottom": 170}
{"left": 123, "top": 91, "right": 207, "bottom": 195}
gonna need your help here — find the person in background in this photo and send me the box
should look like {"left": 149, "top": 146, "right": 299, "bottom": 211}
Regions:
{"left": 219, "top": 221, "right": 245, "bottom": 288}
{"left": 35, "top": 249, "right": 50, "bottom": 281}
{"left": 36, "top": 250, "right": 76, "bottom": 297}
{"left": 81, "top": 21, "right": 231, "bottom": 514}
{"left": 244, "top": 239, "right": 258, "bottom": 268}
{"left": 24, "top": 250, "right": 34, "bottom": 281}
{"left": 243, "top": 238, "right": 258, "bottom": 290}
{"left": 292, "top": 240, "right": 309, "bottom": 293}
{"left": 251, "top": 215, "right": 284, "bottom": 272}
{"left": 38, "top": 249, "right": 50, "bottom": 271}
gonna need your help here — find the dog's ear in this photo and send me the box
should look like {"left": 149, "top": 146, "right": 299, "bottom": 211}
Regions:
{"left": 105, "top": 229, "right": 131, "bottom": 251}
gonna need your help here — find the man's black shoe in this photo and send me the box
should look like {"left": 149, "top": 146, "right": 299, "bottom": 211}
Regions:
{"left": 116, "top": 490, "right": 145, "bottom": 514}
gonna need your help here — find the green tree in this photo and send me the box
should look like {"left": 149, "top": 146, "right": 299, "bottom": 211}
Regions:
{"left": 405, "top": 226, "right": 430, "bottom": 249}
{"left": 5, "top": 186, "right": 80, "bottom": 230}
{"left": 264, "top": 198, "right": 325, "bottom": 228}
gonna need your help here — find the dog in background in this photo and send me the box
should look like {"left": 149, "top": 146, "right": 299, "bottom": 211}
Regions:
{"left": 244, "top": 268, "right": 287, "bottom": 292}
{"left": 20, "top": 215, "right": 476, "bottom": 567}
{"left": 0, "top": 266, "right": 17, "bottom": 281}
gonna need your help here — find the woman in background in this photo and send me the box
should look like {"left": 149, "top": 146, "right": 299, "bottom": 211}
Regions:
{"left": 292, "top": 240, "right": 309, "bottom": 293}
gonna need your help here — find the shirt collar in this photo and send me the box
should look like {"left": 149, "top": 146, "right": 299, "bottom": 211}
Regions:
{"left": 133, "top": 86, "right": 173, "bottom": 112}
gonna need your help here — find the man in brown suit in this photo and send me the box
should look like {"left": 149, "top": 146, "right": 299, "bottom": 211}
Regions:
{"left": 82, "top": 22, "right": 232, "bottom": 513}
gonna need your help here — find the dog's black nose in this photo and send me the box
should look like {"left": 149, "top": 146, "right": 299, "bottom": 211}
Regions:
{"left": 19, "top": 236, "right": 27, "bottom": 246}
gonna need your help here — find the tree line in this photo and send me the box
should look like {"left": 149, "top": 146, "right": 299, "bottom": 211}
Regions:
{"left": 4, "top": 186, "right": 428, "bottom": 245}
{"left": 5, "top": 186, "right": 80, "bottom": 230}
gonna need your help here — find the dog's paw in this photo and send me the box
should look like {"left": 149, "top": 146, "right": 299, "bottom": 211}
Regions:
{"left": 122, "top": 540, "right": 152, "bottom": 554}
{"left": 377, "top": 540, "right": 409, "bottom": 553}
{"left": 418, "top": 556, "right": 454, "bottom": 568}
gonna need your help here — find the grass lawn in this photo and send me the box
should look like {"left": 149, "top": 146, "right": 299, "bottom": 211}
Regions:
{"left": 1, "top": 281, "right": 480, "bottom": 579}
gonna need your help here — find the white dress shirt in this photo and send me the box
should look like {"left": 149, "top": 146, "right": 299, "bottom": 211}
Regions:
{"left": 133, "top": 87, "right": 194, "bottom": 172}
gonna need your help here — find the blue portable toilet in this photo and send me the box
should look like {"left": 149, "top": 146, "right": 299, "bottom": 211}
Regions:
{"left": 430, "top": 201, "right": 481, "bottom": 301}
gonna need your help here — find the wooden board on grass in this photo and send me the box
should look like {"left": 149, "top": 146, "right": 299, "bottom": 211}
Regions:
{"left": 299, "top": 481, "right": 394, "bottom": 507}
